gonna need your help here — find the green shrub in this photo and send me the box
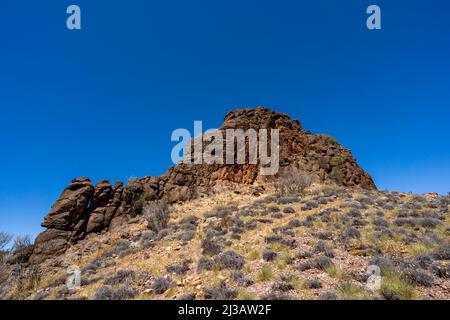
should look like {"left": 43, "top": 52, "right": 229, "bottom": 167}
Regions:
{"left": 257, "top": 265, "right": 273, "bottom": 282}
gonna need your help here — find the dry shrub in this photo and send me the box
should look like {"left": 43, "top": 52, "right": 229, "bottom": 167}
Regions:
{"left": 143, "top": 200, "right": 170, "bottom": 232}
{"left": 275, "top": 170, "right": 315, "bottom": 196}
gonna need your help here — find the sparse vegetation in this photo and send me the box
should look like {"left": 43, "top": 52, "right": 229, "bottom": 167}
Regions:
{"left": 262, "top": 249, "right": 277, "bottom": 262}
{"left": 215, "top": 251, "right": 245, "bottom": 270}
{"left": 0, "top": 232, "right": 13, "bottom": 251}
{"left": 204, "top": 282, "right": 237, "bottom": 300}
{"left": 151, "top": 276, "right": 175, "bottom": 295}
{"left": 379, "top": 270, "right": 417, "bottom": 300}
{"left": 166, "top": 260, "right": 192, "bottom": 275}
{"left": 143, "top": 200, "right": 170, "bottom": 232}
{"left": 302, "top": 278, "right": 322, "bottom": 289}
{"left": 257, "top": 265, "right": 274, "bottom": 282}
{"left": 275, "top": 170, "right": 314, "bottom": 196}
{"left": 337, "top": 282, "right": 371, "bottom": 300}
{"left": 2, "top": 177, "right": 449, "bottom": 301}
{"left": 201, "top": 238, "right": 223, "bottom": 256}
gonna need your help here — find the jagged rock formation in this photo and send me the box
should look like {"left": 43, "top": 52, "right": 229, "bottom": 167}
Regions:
{"left": 30, "top": 179, "right": 126, "bottom": 264}
{"left": 29, "top": 107, "right": 375, "bottom": 263}
{"left": 160, "top": 107, "right": 376, "bottom": 196}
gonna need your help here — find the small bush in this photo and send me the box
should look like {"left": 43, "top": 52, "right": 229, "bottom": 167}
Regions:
{"left": 265, "top": 235, "right": 283, "bottom": 244}
{"left": 394, "top": 218, "right": 415, "bottom": 227}
{"left": 0, "top": 232, "right": 13, "bottom": 250}
{"left": 151, "top": 276, "right": 175, "bottom": 295}
{"left": 313, "top": 231, "right": 333, "bottom": 240}
{"left": 82, "top": 258, "right": 103, "bottom": 274}
{"left": 296, "top": 251, "right": 312, "bottom": 260}
{"left": 93, "top": 285, "right": 113, "bottom": 300}
{"left": 352, "top": 218, "right": 369, "bottom": 227}
{"left": 81, "top": 276, "right": 101, "bottom": 286}
{"left": 262, "top": 250, "right": 278, "bottom": 262}
{"left": 201, "top": 238, "right": 223, "bottom": 256}
{"left": 257, "top": 218, "right": 273, "bottom": 224}
{"left": 275, "top": 170, "right": 314, "bottom": 196}
{"left": 215, "top": 251, "right": 245, "bottom": 270}
{"left": 179, "top": 215, "right": 199, "bottom": 226}
{"left": 104, "top": 269, "right": 135, "bottom": 285}
{"left": 264, "top": 235, "right": 296, "bottom": 249}
{"left": 283, "top": 207, "right": 295, "bottom": 214}
{"left": 432, "top": 263, "right": 450, "bottom": 279}
{"left": 314, "top": 256, "right": 335, "bottom": 271}
{"left": 112, "top": 286, "right": 137, "bottom": 300}
{"left": 143, "top": 200, "right": 170, "bottom": 232}
{"left": 261, "top": 291, "right": 293, "bottom": 300}
{"left": 344, "top": 227, "right": 361, "bottom": 240}
{"left": 245, "top": 221, "right": 257, "bottom": 230}
{"left": 337, "top": 282, "right": 370, "bottom": 300}
{"left": 302, "top": 278, "right": 322, "bottom": 289}
{"left": 12, "top": 235, "right": 32, "bottom": 252}
{"left": 32, "top": 290, "right": 50, "bottom": 301}
{"left": 178, "top": 293, "right": 196, "bottom": 300}
{"left": 288, "top": 219, "right": 302, "bottom": 228}
{"left": 303, "top": 200, "right": 319, "bottom": 210}
{"left": 92, "top": 284, "right": 136, "bottom": 300}
{"left": 177, "top": 230, "right": 196, "bottom": 242}
{"left": 313, "top": 241, "right": 335, "bottom": 258}
{"left": 197, "top": 257, "right": 214, "bottom": 272}
{"left": 166, "top": 260, "right": 192, "bottom": 275}
{"left": 114, "top": 240, "right": 131, "bottom": 254}
{"left": 267, "top": 205, "right": 280, "bottom": 213}
{"left": 373, "top": 217, "right": 389, "bottom": 228}
{"left": 257, "top": 265, "right": 274, "bottom": 282}
{"left": 369, "top": 256, "right": 396, "bottom": 275}
{"left": 231, "top": 271, "right": 254, "bottom": 287}
{"left": 317, "top": 291, "right": 337, "bottom": 300}
{"left": 325, "top": 266, "right": 351, "bottom": 280}
{"left": 380, "top": 271, "right": 416, "bottom": 300}
{"left": 402, "top": 269, "right": 434, "bottom": 287}
{"left": 204, "top": 282, "right": 237, "bottom": 300}
{"left": 418, "top": 217, "right": 441, "bottom": 229}
{"left": 297, "top": 261, "right": 313, "bottom": 271}
{"left": 271, "top": 280, "right": 294, "bottom": 292}
{"left": 348, "top": 208, "right": 362, "bottom": 218}
{"left": 431, "top": 244, "right": 450, "bottom": 260}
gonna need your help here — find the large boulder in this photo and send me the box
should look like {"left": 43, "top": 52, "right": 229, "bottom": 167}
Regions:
{"left": 30, "top": 178, "right": 124, "bottom": 263}
{"left": 41, "top": 177, "right": 94, "bottom": 230}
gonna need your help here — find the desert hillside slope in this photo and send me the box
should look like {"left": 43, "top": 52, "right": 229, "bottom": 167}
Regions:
{"left": 1, "top": 183, "right": 449, "bottom": 300}
{"left": 0, "top": 107, "right": 448, "bottom": 300}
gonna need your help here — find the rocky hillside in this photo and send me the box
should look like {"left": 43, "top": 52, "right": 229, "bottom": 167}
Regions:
{"left": 1, "top": 184, "right": 449, "bottom": 300}
{"left": 28, "top": 107, "right": 376, "bottom": 265}
{"left": 1, "top": 107, "right": 448, "bottom": 300}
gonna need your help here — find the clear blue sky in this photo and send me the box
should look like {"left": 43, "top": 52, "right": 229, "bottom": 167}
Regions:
{"left": 1, "top": 0, "right": 449, "bottom": 239}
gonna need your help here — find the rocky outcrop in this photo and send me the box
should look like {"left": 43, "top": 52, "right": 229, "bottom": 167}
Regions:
{"left": 30, "top": 107, "right": 376, "bottom": 263}
{"left": 140, "top": 107, "right": 376, "bottom": 203}
{"left": 30, "top": 179, "right": 120, "bottom": 264}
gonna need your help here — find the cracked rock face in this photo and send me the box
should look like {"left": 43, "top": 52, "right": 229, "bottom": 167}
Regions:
{"left": 30, "top": 107, "right": 376, "bottom": 263}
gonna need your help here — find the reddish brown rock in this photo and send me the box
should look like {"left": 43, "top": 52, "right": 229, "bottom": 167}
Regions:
{"left": 30, "top": 107, "right": 376, "bottom": 263}
{"left": 41, "top": 177, "right": 94, "bottom": 230}
{"left": 151, "top": 107, "right": 376, "bottom": 202}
